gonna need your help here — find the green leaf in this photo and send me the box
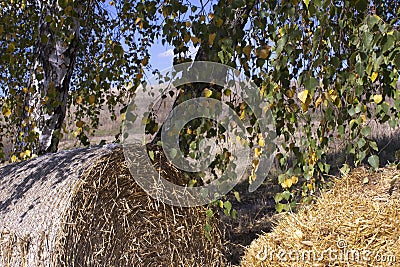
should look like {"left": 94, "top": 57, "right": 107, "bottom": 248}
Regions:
{"left": 357, "top": 138, "right": 366, "bottom": 148}
{"left": 303, "top": 0, "right": 310, "bottom": 8}
{"left": 382, "top": 35, "right": 395, "bottom": 53}
{"left": 282, "top": 190, "right": 291, "bottom": 200}
{"left": 368, "top": 155, "right": 379, "bottom": 169}
{"left": 355, "top": 62, "right": 365, "bottom": 76}
{"left": 389, "top": 119, "right": 397, "bottom": 129}
{"left": 231, "top": 209, "right": 237, "bottom": 219}
{"left": 223, "top": 201, "right": 232, "bottom": 215}
{"left": 275, "top": 203, "right": 288, "bottom": 213}
{"left": 361, "top": 126, "right": 371, "bottom": 136}
{"left": 338, "top": 125, "right": 345, "bottom": 136}
{"left": 355, "top": 0, "right": 368, "bottom": 12}
{"left": 204, "top": 223, "right": 212, "bottom": 239}
{"left": 367, "top": 15, "right": 380, "bottom": 29}
{"left": 340, "top": 164, "right": 351, "bottom": 176}
{"left": 394, "top": 54, "right": 400, "bottom": 69}
{"left": 363, "top": 32, "right": 374, "bottom": 49}
{"left": 369, "top": 141, "right": 379, "bottom": 151}
{"left": 148, "top": 150, "right": 155, "bottom": 161}
{"left": 206, "top": 208, "right": 214, "bottom": 218}
{"left": 274, "top": 192, "right": 283, "bottom": 203}
{"left": 233, "top": 191, "right": 241, "bottom": 202}
{"left": 304, "top": 77, "right": 318, "bottom": 91}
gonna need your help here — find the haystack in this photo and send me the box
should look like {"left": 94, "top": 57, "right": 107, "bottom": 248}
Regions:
{"left": 242, "top": 166, "right": 400, "bottom": 267}
{"left": 0, "top": 144, "right": 226, "bottom": 266}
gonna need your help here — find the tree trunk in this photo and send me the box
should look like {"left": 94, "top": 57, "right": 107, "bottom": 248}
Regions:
{"left": 15, "top": 1, "right": 81, "bottom": 156}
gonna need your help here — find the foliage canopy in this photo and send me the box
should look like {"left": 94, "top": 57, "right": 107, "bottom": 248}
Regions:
{"left": 1, "top": 0, "right": 399, "bottom": 210}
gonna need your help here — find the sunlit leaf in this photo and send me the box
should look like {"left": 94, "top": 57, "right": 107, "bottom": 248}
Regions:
{"left": 297, "top": 90, "right": 309, "bottom": 104}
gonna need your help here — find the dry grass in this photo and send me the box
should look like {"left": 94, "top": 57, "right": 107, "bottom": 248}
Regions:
{"left": 0, "top": 145, "right": 227, "bottom": 266}
{"left": 241, "top": 166, "right": 400, "bottom": 267}
{"left": 59, "top": 147, "right": 227, "bottom": 267}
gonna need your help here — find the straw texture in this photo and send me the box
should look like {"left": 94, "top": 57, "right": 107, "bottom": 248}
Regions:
{"left": 0, "top": 144, "right": 226, "bottom": 266}
{"left": 242, "top": 166, "right": 400, "bottom": 267}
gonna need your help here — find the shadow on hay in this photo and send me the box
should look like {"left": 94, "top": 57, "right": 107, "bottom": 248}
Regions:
{"left": 0, "top": 147, "right": 104, "bottom": 213}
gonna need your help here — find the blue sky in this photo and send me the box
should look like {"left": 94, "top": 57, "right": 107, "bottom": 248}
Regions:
{"left": 148, "top": 40, "right": 174, "bottom": 72}
{"left": 147, "top": 41, "right": 199, "bottom": 73}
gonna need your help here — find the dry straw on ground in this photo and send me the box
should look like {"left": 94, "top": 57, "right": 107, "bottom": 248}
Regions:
{"left": 0, "top": 144, "right": 226, "bottom": 266}
{"left": 242, "top": 166, "right": 400, "bottom": 267}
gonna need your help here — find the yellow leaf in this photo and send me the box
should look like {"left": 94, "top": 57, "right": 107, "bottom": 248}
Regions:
{"left": 285, "top": 89, "right": 295, "bottom": 98}
{"left": 373, "top": 94, "right": 383, "bottom": 104}
{"left": 224, "top": 89, "right": 231, "bottom": 96}
{"left": 254, "top": 147, "right": 262, "bottom": 157}
{"left": 360, "top": 114, "right": 367, "bottom": 124}
{"left": 307, "top": 183, "right": 313, "bottom": 190}
{"left": 208, "top": 33, "right": 216, "bottom": 46}
{"left": 291, "top": 176, "right": 298, "bottom": 185}
{"left": 260, "top": 84, "right": 266, "bottom": 97}
{"left": 24, "top": 150, "right": 31, "bottom": 158}
{"left": 191, "top": 36, "right": 199, "bottom": 44}
{"left": 120, "top": 113, "right": 126, "bottom": 121}
{"left": 136, "top": 73, "right": 143, "bottom": 80}
{"left": 215, "top": 18, "right": 224, "bottom": 27}
{"left": 278, "top": 28, "right": 284, "bottom": 35}
{"left": 252, "top": 159, "right": 260, "bottom": 170}
{"left": 315, "top": 96, "right": 323, "bottom": 108}
{"left": 242, "top": 45, "right": 251, "bottom": 59}
{"left": 203, "top": 88, "right": 212, "bottom": 98}
{"left": 388, "top": 30, "right": 394, "bottom": 35}
{"left": 309, "top": 151, "right": 317, "bottom": 164}
{"left": 76, "top": 96, "right": 83, "bottom": 105}
{"left": 76, "top": 120, "right": 84, "bottom": 128}
{"left": 208, "top": 13, "right": 214, "bottom": 19}
{"left": 328, "top": 89, "right": 337, "bottom": 102}
{"left": 297, "top": 89, "right": 309, "bottom": 104}
{"left": 258, "top": 49, "right": 268, "bottom": 59}
{"left": 373, "top": 14, "right": 381, "bottom": 21}
{"left": 183, "top": 34, "right": 191, "bottom": 44}
{"left": 200, "top": 15, "right": 206, "bottom": 22}
{"left": 239, "top": 110, "right": 245, "bottom": 120}
{"left": 370, "top": 71, "right": 378, "bottom": 82}
{"left": 10, "top": 155, "right": 17, "bottom": 163}
{"left": 135, "top": 17, "right": 142, "bottom": 25}
{"left": 139, "top": 57, "right": 148, "bottom": 66}
{"left": 281, "top": 178, "right": 293, "bottom": 188}
{"left": 258, "top": 137, "right": 265, "bottom": 147}
{"left": 301, "top": 103, "right": 309, "bottom": 112}
{"left": 185, "top": 21, "right": 191, "bottom": 28}
{"left": 3, "top": 108, "right": 11, "bottom": 117}
{"left": 88, "top": 95, "right": 96, "bottom": 105}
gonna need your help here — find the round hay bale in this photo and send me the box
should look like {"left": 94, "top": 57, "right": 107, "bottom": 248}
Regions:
{"left": 0, "top": 144, "right": 226, "bottom": 266}
{"left": 241, "top": 167, "right": 400, "bottom": 267}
